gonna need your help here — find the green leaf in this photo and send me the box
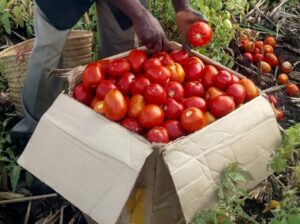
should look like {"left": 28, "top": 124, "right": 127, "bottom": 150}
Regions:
{"left": 271, "top": 152, "right": 287, "bottom": 173}
{"left": 1, "top": 13, "right": 11, "bottom": 34}
{"left": 2, "top": 116, "right": 13, "bottom": 129}
{"left": 9, "top": 165, "right": 21, "bottom": 192}
{"left": 25, "top": 171, "right": 33, "bottom": 188}
{"left": 287, "top": 213, "right": 300, "bottom": 224}
{"left": 12, "top": 6, "right": 24, "bottom": 28}
{"left": 0, "top": 155, "right": 10, "bottom": 162}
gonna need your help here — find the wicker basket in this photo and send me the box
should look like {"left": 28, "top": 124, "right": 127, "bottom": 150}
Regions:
{"left": 0, "top": 30, "right": 93, "bottom": 116}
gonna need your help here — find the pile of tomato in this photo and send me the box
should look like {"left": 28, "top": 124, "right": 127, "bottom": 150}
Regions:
{"left": 73, "top": 49, "right": 259, "bottom": 143}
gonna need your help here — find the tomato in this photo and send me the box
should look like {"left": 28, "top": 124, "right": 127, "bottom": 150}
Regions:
{"left": 253, "top": 53, "right": 264, "bottom": 63}
{"left": 209, "top": 95, "right": 236, "bottom": 118}
{"left": 213, "top": 70, "right": 233, "bottom": 90}
{"left": 239, "top": 78, "right": 259, "bottom": 101}
{"left": 260, "top": 61, "right": 272, "bottom": 74}
{"left": 139, "top": 104, "right": 164, "bottom": 129}
{"left": 163, "top": 98, "right": 184, "bottom": 120}
{"left": 117, "top": 72, "right": 135, "bottom": 95}
{"left": 280, "top": 61, "right": 293, "bottom": 74}
{"left": 243, "top": 52, "right": 253, "bottom": 62}
{"left": 188, "top": 22, "right": 213, "bottom": 47}
{"left": 167, "top": 63, "right": 185, "bottom": 83}
{"left": 144, "top": 83, "right": 167, "bottom": 105}
{"left": 96, "top": 80, "right": 117, "bottom": 100}
{"left": 143, "top": 58, "right": 162, "bottom": 71}
{"left": 184, "top": 81, "right": 204, "bottom": 98}
{"left": 127, "top": 49, "right": 147, "bottom": 73}
{"left": 277, "top": 73, "right": 289, "bottom": 84}
{"left": 184, "top": 59, "right": 204, "bottom": 81}
{"left": 268, "top": 95, "right": 278, "bottom": 106}
{"left": 170, "top": 50, "right": 190, "bottom": 66}
{"left": 204, "top": 111, "right": 216, "bottom": 125}
{"left": 154, "top": 52, "right": 174, "bottom": 66}
{"left": 201, "top": 65, "right": 219, "bottom": 89}
{"left": 131, "top": 76, "right": 151, "bottom": 95}
{"left": 145, "top": 64, "right": 171, "bottom": 85}
{"left": 106, "top": 58, "right": 131, "bottom": 78}
{"left": 255, "top": 40, "right": 264, "bottom": 48}
{"left": 232, "top": 75, "right": 240, "bottom": 83}
{"left": 121, "top": 118, "right": 144, "bottom": 134}
{"left": 162, "top": 120, "right": 185, "bottom": 141}
{"left": 243, "top": 41, "right": 255, "bottom": 53}
{"left": 82, "top": 62, "right": 103, "bottom": 89}
{"left": 275, "top": 109, "right": 284, "bottom": 121}
{"left": 183, "top": 96, "right": 207, "bottom": 112}
{"left": 147, "top": 126, "right": 169, "bottom": 143}
{"left": 253, "top": 47, "right": 261, "bottom": 54}
{"left": 264, "top": 53, "right": 278, "bottom": 67}
{"left": 104, "top": 89, "right": 127, "bottom": 121}
{"left": 286, "top": 84, "right": 299, "bottom": 96}
{"left": 73, "top": 83, "right": 93, "bottom": 105}
{"left": 226, "top": 83, "right": 246, "bottom": 105}
{"left": 189, "top": 57, "right": 205, "bottom": 68}
{"left": 93, "top": 101, "right": 105, "bottom": 114}
{"left": 181, "top": 107, "right": 206, "bottom": 132}
{"left": 90, "top": 96, "right": 100, "bottom": 108}
{"left": 263, "top": 44, "right": 273, "bottom": 54}
{"left": 128, "top": 94, "right": 146, "bottom": 118}
{"left": 204, "top": 87, "right": 224, "bottom": 101}
{"left": 164, "top": 81, "right": 184, "bottom": 102}
{"left": 264, "top": 36, "right": 276, "bottom": 48}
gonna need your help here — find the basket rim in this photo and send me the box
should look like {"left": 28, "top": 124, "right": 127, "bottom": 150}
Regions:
{"left": 0, "top": 39, "right": 34, "bottom": 58}
{"left": 68, "top": 30, "right": 93, "bottom": 40}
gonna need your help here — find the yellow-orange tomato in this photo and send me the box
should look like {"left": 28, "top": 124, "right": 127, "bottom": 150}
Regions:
{"left": 204, "top": 87, "right": 224, "bottom": 101}
{"left": 286, "top": 83, "right": 299, "bottom": 96}
{"left": 90, "top": 96, "right": 100, "bottom": 108}
{"left": 280, "top": 61, "right": 293, "bottom": 74}
{"left": 264, "top": 53, "right": 278, "bottom": 67}
{"left": 104, "top": 89, "right": 127, "bottom": 121}
{"left": 260, "top": 61, "right": 272, "bottom": 74}
{"left": 93, "top": 101, "right": 105, "bottom": 114}
{"left": 204, "top": 111, "right": 216, "bottom": 125}
{"left": 264, "top": 36, "right": 276, "bottom": 48}
{"left": 263, "top": 44, "right": 274, "bottom": 54}
{"left": 167, "top": 63, "right": 185, "bottom": 83}
{"left": 254, "top": 40, "right": 264, "bottom": 48}
{"left": 277, "top": 73, "right": 289, "bottom": 84}
{"left": 243, "top": 41, "right": 255, "bottom": 53}
{"left": 239, "top": 78, "right": 259, "bottom": 101}
{"left": 128, "top": 94, "right": 146, "bottom": 118}
{"left": 275, "top": 108, "right": 284, "bottom": 121}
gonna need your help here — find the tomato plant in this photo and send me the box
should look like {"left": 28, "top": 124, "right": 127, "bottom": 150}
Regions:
{"left": 181, "top": 107, "right": 206, "bottom": 132}
{"left": 121, "top": 118, "right": 144, "bottom": 134}
{"left": 145, "top": 83, "right": 167, "bottom": 105}
{"left": 163, "top": 120, "right": 185, "bottom": 141}
{"left": 104, "top": 89, "right": 127, "bottom": 121}
{"left": 139, "top": 104, "right": 164, "bottom": 129}
{"left": 73, "top": 83, "right": 93, "bottom": 105}
{"left": 209, "top": 95, "right": 235, "bottom": 118}
{"left": 127, "top": 49, "right": 147, "bottom": 73}
{"left": 164, "top": 81, "right": 184, "bottom": 102}
{"left": 188, "top": 21, "right": 213, "bottom": 47}
{"left": 128, "top": 95, "right": 146, "bottom": 118}
{"left": 147, "top": 126, "right": 169, "bottom": 143}
{"left": 163, "top": 99, "right": 184, "bottom": 120}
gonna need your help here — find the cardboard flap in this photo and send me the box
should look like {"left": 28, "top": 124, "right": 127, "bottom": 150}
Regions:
{"left": 18, "top": 94, "right": 152, "bottom": 224}
{"left": 163, "top": 96, "right": 282, "bottom": 222}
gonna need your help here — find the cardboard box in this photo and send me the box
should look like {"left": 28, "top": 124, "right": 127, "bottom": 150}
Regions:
{"left": 18, "top": 42, "right": 282, "bottom": 224}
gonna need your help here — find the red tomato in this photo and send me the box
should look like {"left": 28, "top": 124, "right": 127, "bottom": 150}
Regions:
{"left": 104, "top": 89, "right": 127, "bottom": 121}
{"left": 73, "top": 83, "right": 93, "bottom": 105}
{"left": 145, "top": 64, "right": 171, "bottom": 85}
{"left": 167, "top": 63, "right": 185, "bottom": 83}
{"left": 263, "top": 45, "right": 273, "bottom": 54}
{"left": 131, "top": 76, "right": 151, "bottom": 95}
{"left": 275, "top": 109, "right": 284, "bottom": 121}
{"left": 188, "top": 22, "right": 213, "bottom": 47}
{"left": 253, "top": 53, "right": 264, "bottom": 63}
{"left": 154, "top": 52, "right": 174, "bottom": 66}
{"left": 96, "top": 80, "right": 117, "bottom": 100}
{"left": 163, "top": 98, "right": 184, "bottom": 120}
{"left": 139, "top": 104, "right": 164, "bottom": 129}
{"left": 277, "top": 73, "right": 289, "bottom": 84}
{"left": 184, "top": 81, "right": 204, "bottom": 97}
{"left": 243, "top": 52, "right": 253, "bottom": 62}
{"left": 205, "top": 87, "right": 224, "bottom": 101}
{"left": 188, "top": 57, "right": 205, "bottom": 68}
{"left": 204, "top": 111, "right": 216, "bottom": 125}
{"left": 184, "top": 59, "right": 204, "bottom": 81}
{"left": 147, "top": 126, "right": 169, "bottom": 143}
{"left": 264, "top": 53, "right": 278, "bottom": 67}
{"left": 164, "top": 81, "right": 184, "bottom": 102}
{"left": 244, "top": 41, "right": 255, "bottom": 53}
{"left": 106, "top": 58, "right": 131, "bottom": 78}
{"left": 143, "top": 58, "right": 162, "bottom": 71}
{"left": 201, "top": 65, "right": 219, "bottom": 89}
{"left": 121, "top": 118, "right": 144, "bottom": 134}
{"left": 93, "top": 101, "right": 105, "bottom": 114}
{"left": 128, "top": 94, "right": 146, "bottom": 118}
{"left": 239, "top": 79, "right": 259, "bottom": 101}
{"left": 226, "top": 83, "right": 246, "bottom": 105}
{"left": 213, "top": 70, "right": 233, "bottom": 90}
{"left": 183, "top": 97, "right": 207, "bottom": 112}
{"left": 144, "top": 83, "right": 167, "bottom": 105}
{"left": 82, "top": 62, "right": 103, "bottom": 89}
{"left": 268, "top": 95, "right": 278, "bottom": 106}
{"left": 170, "top": 50, "right": 190, "bottom": 66}
{"left": 127, "top": 49, "right": 147, "bottom": 73}
{"left": 90, "top": 96, "right": 100, "bottom": 108}
{"left": 280, "top": 61, "right": 293, "bottom": 74}
{"left": 163, "top": 120, "right": 185, "bottom": 141}
{"left": 232, "top": 75, "right": 240, "bottom": 83}
{"left": 255, "top": 40, "right": 264, "bottom": 48}
{"left": 253, "top": 47, "right": 262, "bottom": 54}
{"left": 181, "top": 107, "right": 206, "bottom": 132}
{"left": 264, "top": 36, "right": 276, "bottom": 48}
{"left": 209, "top": 95, "right": 236, "bottom": 118}
{"left": 117, "top": 72, "right": 135, "bottom": 95}
{"left": 286, "top": 84, "right": 299, "bottom": 96}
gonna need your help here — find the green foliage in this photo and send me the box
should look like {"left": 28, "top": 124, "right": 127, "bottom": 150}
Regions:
{"left": 0, "top": 0, "right": 34, "bottom": 36}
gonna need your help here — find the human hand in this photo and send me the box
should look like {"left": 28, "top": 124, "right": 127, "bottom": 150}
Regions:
{"left": 175, "top": 7, "right": 207, "bottom": 49}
